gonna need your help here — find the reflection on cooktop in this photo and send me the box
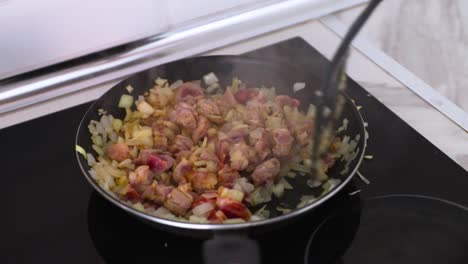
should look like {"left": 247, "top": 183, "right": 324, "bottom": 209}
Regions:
{"left": 87, "top": 191, "right": 204, "bottom": 264}
{"left": 305, "top": 195, "right": 468, "bottom": 264}
{"left": 88, "top": 184, "right": 360, "bottom": 264}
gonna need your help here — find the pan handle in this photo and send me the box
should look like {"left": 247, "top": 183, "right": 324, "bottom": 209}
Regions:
{"left": 203, "top": 233, "right": 260, "bottom": 264}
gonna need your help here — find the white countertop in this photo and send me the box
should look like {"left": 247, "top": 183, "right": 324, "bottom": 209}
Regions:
{"left": 1, "top": 15, "right": 467, "bottom": 171}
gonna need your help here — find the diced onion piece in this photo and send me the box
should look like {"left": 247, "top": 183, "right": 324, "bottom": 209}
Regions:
{"left": 280, "top": 178, "right": 293, "bottom": 190}
{"left": 155, "top": 78, "right": 167, "bottom": 86}
{"left": 92, "top": 144, "right": 104, "bottom": 157}
{"left": 272, "top": 182, "right": 284, "bottom": 198}
{"left": 87, "top": 153, "right": 97, "bottom": 166}
{"left": 112, "top": 119, "right": 123, "bottom": 132}
{"left": 75, "top": 145, "right": 87, "bottom": 158}
{"left": 132, "top": 202, "right": 145, "bottom": 212}
{"left": 118, "top": 94, "right": 134, "bottom": 109}
{"left": 218, "top": 187, "right": 244, "bottom": 202}
{"left": 276, "top": 206, "right": 292, "bottom": 214}
{"left": 153, "top": 207, "right": 177, "bottom": 220}
{"left": 297, "top": 195, "right": 317, "bottom": 208}
{"left": 203, "top": 72, "right": 219, "bottom": 86}
{"left": 337, "top": 118, "right": 349, "bottom": 132}
{"left": 306, "top": 179, "right": 322, "bottom": 188}
{"left": 137, "top": 101, "right": 155, "bottom": 117}
{"left": 126, "top": 85, "right": 134, "bottom": 93}
{"left": 223, "top": 218, "right": 246, "bottom": 224}
{"left": 246, "top": 185, "right": 272, "bottom": 206}
{"left": 192, "top": 202, "right": 214, "bottom": 217}
{"left": 357, "top": 171, "right": 370, "bottom": 185}
{"left": 170, "top": 80, "right": 183, "bottom": 90}
{"left": 233, "top": 178, "right": 255, "bottom": 194}
{"left": 250, "top": 215, "right": 262, "bottom": 221}
{"left": 126, "top": 126, "right": 153, "bottom": 147}
{"left": 293, "top": 82, "right": 306, "bottom": 93}
{"left": 189, "top": 215, "right": 210, "bottom": 223}
{"left": 364, "top": 155, "right": 373, "bottom": 160}
{"left": 206, "top": 83, "right": 219, "bottom": 93}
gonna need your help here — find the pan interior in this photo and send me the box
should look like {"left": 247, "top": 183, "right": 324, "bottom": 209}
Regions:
{"left": 76, "top": 56, "right": 366, "bottom": 227}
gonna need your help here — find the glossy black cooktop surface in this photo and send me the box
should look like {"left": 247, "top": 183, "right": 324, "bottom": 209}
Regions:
{"left": 3, "top": 38, "right": 468, "bottom": 264}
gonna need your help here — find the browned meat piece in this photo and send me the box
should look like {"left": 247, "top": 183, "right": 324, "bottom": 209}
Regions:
{"left": 174, "top": 82, "right": 204, "bottom": 104}
{"left": 105, "top": 143, "right": 130, "bottom": 162}
{"left": 172, "top": 158, "right": 192, "bottom": 184}
{"left": 216, "top": 139, "right": 231, "bottom": 163}
{"left": 170, "top": 135, "right": 193, "bottom": 154}
{"left": 164, "top": 188, "right": 194, "bottom": 216}
{"left": 271, "top": 128, "right": 294, "bottom": 157}
{"left": 251, "top": 158, "right": 280, "bottom": 186}
{"left": 255, "top": 142, "right": 271, "bottom": 161}
{"left": 189, "top": 171, "right": 218, "bottom": 193}
{"left": 141, "top": 182, "right": 174, "bottom": 204}
{"left": 169, "top": 103, "right": 197, "bottom": 130}
{"left": 136, "top": 150, "right": 175, "bottom": 174}
{"left": 192, "top": 116, "right": 210, "bottom": 143}
{"left": 153, "top": 133, "right": 168, "bottom": 151}
{"left": 218, "top": 165, "right": 240, "bottom": 187}
{"left": 234, "top": 88, "right": 258, "bottom": 104}
{"left": 275, "top": 95, "right": 300, "bottom": 108}
{"left": 217, "top": 197, "right": 251, "bottom": 220}
{"left": 197, "top": 98, "right": 223, "bottom": 123}
{"left": 129, "top": 165, "right": 153, "bottom": 190}
{"left": 229, "top": 142, "right": 255, "bottom": 171}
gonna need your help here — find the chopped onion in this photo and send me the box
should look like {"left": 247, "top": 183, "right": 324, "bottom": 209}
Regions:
{"left": 272, "top": 182, "right": 284, "bottom": 198}
{"left": 75, "top": 145, "right": 87, "bottom": 158}
{"left": 337, "top": 118, "right": 349, "bottom": 132}
{"left": 203, "top": 72, "right": 219, "bottom": 86}
{"left": 223, "top": 218, "right": 246, "bottom": 224}
{"left": 132, "top": 202, "right": 145, "bottom": 212}
{"left": 87, "top": 153, "right": 97, "bottom": 166}
{"left": 206, "top": 83, "right": 220, "bottom": 93}
{"left": 276, "top": 206, "right": 292, "bottom": 214}
{"left": 356, "top": 105, "right": 362, "bottom": 110}
{"left": 356, "top": 170, "right": 370, "bottom": 185}
{"left": 192, "top": 202, "right": 214, "bottom": 217}
{"left": 250, "top": 215, "right": 262, "bottom": 221}
{"left": 280, "top": 178, "right": 293, "bottom": 190}
{"left": 293, "top": 82, "right": 306, "bottom": 93}
{"left": 306, "top": 179, "right": 322, "bottom": 188}
{"left": 170, "top": 80, "right": 183, "bottom": 90}
{"left": 126, "top": 85, "right": 134, "bottom": 93}
{"left": 118, "top": 94, "right": 134, "bottom": 109}
{"left": 297, "top": 195, "right": 317, "bottom": 208}
{"left": 137, "top": 101, "right": 155, "bottom": 117}
{"left": 364, "top": 155, "right": 374, "bottom": 160}
{"left": 155, "top": 78, "right": 167, "bottom": 86}
{"left": 189, "top": 215, "right": 210, "bottom": 223}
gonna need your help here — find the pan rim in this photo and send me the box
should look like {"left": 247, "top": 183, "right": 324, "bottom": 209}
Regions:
{"left": 75, "top": 55, "right": 367, "bottom": 231}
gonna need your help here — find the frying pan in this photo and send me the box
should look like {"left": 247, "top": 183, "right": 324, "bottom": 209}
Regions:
{"left": 75, "top": 55, "right": 366, "bottom": 264}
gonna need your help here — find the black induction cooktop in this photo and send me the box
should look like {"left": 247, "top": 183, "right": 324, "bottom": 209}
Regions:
{"left": 2, "top": 38, "right": 468, "bottom": 264}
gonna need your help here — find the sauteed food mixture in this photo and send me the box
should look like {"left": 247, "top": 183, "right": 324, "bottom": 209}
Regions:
{"left": 85, "top": 75, "right": 354, "bottom": 223}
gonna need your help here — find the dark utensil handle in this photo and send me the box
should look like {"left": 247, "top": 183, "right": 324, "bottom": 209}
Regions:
{"left": 203, "top": 233, "right": 260, "bottom": 264}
